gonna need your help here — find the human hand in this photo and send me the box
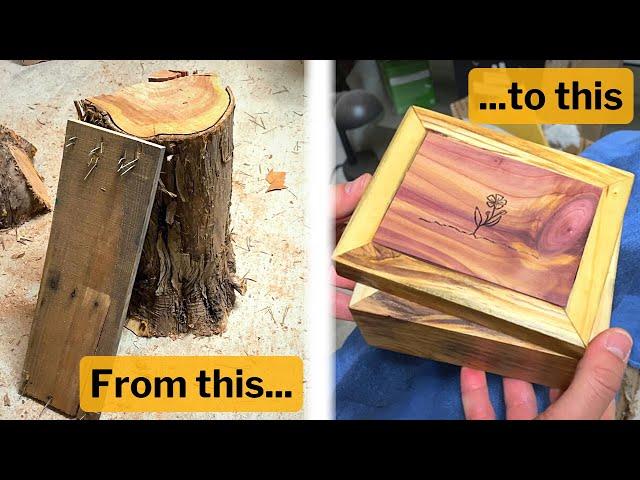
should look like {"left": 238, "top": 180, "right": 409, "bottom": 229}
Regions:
{"left": 333, "top": 173, "right": 372, "bottom": 321}
{"left": 461, "top": 328, "right": 633, "bottom": 420}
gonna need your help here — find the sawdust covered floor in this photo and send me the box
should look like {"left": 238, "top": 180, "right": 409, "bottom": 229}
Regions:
{"left": 0, "top": 60, "right": 307, "bottom": 419}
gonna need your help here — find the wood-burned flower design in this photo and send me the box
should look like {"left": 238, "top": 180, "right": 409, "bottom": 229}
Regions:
{"left": 472, "top": 194, "right": 508, "bottom": 236}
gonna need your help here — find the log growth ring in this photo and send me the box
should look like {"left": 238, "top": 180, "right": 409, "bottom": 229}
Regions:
{"left": 87, "top": 75, "right": 231, "bottom": 139}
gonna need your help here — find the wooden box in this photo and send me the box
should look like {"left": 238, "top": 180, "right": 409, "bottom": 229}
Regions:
{"left": 334, "top": 107, "right": 633, "bottom": 387}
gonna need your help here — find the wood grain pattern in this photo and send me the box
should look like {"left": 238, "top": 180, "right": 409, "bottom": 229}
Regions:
{"left": 0, "top": 125, "right": 51, "bottom": 229}
{"left": 22, "top": 120, "right": 165, "bottom": 417}
{"left": 411, "top": 107, "right": 631, "bottom": 188}
{"left": 87, "top": 75, "right": 229, "bottom": 138}
{"left": 334, "top": 107, "right": 633, "bottom": 350}
{"left": 410, "top": 107, "right": 634, "bottom": 344}
{"left": 349, "top": 231, "right": 621, "bottom": 388}
{"left": 589, "top": 230, "right": 621, "bottom": 341}
{"left": 374, "top": 132, "right": 601, "bottom": 306}
{"left": 567, "top": 180, "right": 630, "bottom": 343}
{"left": 333, "top": 107, "right": 426, "bottom": 257}
{"left": 8, "top": 144, "right": 52, "bottom": 211}
{"left": 338, "top": 242, "right": 584, "bottom": 357}
{"left": 350, "top": 285, "right": 578, "bottom": 388}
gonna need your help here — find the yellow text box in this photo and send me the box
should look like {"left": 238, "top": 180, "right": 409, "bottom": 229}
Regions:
{"left": 79, "top": 356, "right": 303, "bottom": 412}
{"left": 469, "top": 68, "right": 633, "bottom": 124}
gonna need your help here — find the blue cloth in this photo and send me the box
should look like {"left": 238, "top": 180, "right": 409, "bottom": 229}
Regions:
{"left": 336, "top": 131, "right": 640, "bottom": 420}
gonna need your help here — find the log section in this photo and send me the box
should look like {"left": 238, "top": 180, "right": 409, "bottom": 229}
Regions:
{"left": 76, "top": 74, "right": 245, "bottom": 336}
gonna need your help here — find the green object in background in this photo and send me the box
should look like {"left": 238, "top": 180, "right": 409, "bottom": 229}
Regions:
{"left": 378, "top": 60, "right": 436, "bottom": 115}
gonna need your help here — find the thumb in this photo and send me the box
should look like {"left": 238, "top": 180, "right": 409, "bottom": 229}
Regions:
{"left": 539, "top": 328, "right": 632, "bottom": 420}
{"left": 334, "top": 174, "right": 372, "bottom": 221}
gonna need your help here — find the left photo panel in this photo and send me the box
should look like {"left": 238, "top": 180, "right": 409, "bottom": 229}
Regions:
{"left": 0, "top": 60, "right": 307, "bottom": 419}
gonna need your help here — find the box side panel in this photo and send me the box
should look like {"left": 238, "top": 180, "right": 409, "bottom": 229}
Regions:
{"left": 354, "top": 311, "right": 577, "bottom": 389}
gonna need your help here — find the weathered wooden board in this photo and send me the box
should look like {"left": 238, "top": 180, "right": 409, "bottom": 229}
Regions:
{"left": 22, "top": 120, "right": 165, "bottom": 417}
{"left": 350, "top": 231, "right": 621, "bottom": 388}
{"left": 374, "top": 132, "right": 601, "bottom": 306}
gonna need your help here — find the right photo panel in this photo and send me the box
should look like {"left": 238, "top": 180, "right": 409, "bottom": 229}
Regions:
{"left": 332, "top": 60, "right": 640, "bottom": 420}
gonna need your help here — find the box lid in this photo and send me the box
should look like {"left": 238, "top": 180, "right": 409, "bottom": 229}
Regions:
{"left": 334, "top": 107, "right": 633, "bottom": 356}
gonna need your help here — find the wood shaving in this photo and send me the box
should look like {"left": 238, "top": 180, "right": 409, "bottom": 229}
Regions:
{"left": 266, "top": 169, "right": 286, "bottom": 192}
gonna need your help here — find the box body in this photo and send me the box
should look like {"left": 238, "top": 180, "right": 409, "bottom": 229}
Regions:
{"left": 350, "top": 285, "right": 578, "bottom": 388}
{"left": 350, "top": 225, "right": 619, "bottom": 387}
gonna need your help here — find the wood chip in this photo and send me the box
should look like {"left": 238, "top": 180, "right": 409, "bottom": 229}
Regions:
{"left": 11, "top": 252, "right": 25, "bottom": 259}
{"left": 148, "top": 70, "right": 188, "bottom": 82}
{"left": 266, "top": 169, "right": 287, "bottom": 192}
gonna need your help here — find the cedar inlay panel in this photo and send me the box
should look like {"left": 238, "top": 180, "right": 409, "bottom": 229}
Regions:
{"left": 374, "top": 132, "right": 601, "bottom": 306}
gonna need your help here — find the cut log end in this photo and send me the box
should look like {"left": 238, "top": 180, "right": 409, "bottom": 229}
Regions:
{"left": 78, "top": 73, "right": 239, "bottom": 338}
{"left": 85, "top": 74, "right": 230, "bottom": 138}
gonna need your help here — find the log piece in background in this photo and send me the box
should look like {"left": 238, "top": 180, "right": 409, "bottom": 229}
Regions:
{"left": 76, "top": 73, "right": 245, "bottom": 337}
{"left": 0, "top": 125, "right": 52, "bottom": 229}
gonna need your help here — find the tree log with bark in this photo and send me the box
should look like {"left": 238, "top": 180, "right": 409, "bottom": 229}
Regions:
{"left": 75, "top": 73, "right": 245, "bottom": 337}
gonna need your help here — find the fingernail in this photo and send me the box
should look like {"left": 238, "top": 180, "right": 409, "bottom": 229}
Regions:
{"left": 344, "top": 175, "right": 365, "bottom": 195}
{"left": 605, "top": 329, "right": 633, "bottom": 362}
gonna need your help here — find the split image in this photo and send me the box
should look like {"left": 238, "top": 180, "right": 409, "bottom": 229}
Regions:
{"left": 0, "top": 60, "right": 305, "bottom": 419}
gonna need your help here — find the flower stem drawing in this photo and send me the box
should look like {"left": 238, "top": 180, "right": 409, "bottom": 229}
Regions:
{"left": 472, "top": 194, "right": 508, "bottom": 237}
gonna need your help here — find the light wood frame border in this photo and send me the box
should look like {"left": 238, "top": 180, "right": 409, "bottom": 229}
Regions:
{"left": 334, "top": 107, "right": 633, "bottom": 357}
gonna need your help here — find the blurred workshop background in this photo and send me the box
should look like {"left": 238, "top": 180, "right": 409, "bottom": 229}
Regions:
{"left": 334, "top": 59, "right": 640, "bottom": 346}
